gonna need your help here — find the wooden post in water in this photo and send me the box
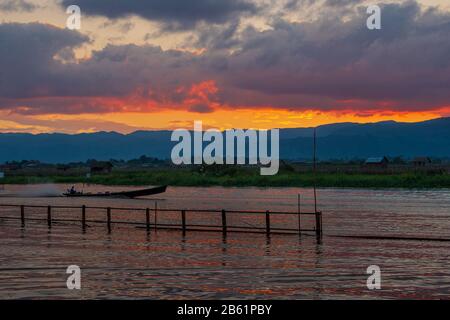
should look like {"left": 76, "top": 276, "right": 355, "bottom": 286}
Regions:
{"left": 265, "top": 210, "right": 271, "bottom": 236}
{"left": 315, "top": 211, "right": 322, "bottom": 239}
{"left": 297, "top": 194, "right": 301, "bottom": 235}
{"left": 312, "top": 128, "right": 321, "bottom": 240}
{"left": 313, "top": 128, "right": 318, "bottom": 214}
{"left": 81, "top": 205, "right": 86, "bottom": 230}
{"left": 221, "top": 209, "right": 227, "bottom": 235}
{"left": 107, "top": 207, "right": 111, "bottom": 233}
{"left": 47, "top": 205, "right": 52, "bottom": 228}
{"left": 20, "top": 205, "right": 25, "bottom": 226}
{"left": 319, "top": 211, "right": 323, "bottom": 236}
{"left": 181, "top": 210, "right": 186, "bottom": 234}
{"left": 154, "top": 202, "right": 158, "bottom": 230}
{"left": 146, "top": 208, "right": 150, "bottom": 231}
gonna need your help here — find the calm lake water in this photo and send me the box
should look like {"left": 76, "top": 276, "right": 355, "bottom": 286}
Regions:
{"left": 1, "top": 184, "right": 450, "bottom": 299}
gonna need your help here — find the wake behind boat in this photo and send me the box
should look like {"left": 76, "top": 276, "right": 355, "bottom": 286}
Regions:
{"left": 63, "top": 186, "right": 167, "bottom": 199}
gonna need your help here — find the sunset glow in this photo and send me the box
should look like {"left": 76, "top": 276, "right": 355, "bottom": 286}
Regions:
{"left": 2, "top": 107, "right": 449, "bottom": 134}
{"left": 1, "top": 0, "right": 450, "bottom": 133}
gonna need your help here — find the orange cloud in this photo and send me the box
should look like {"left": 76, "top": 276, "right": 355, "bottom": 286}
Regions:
{"left": 4, "top": 106, "right": 449, "bottom": 134}
{"left": 180, "top": 80, "right": 221, "bottom": 113}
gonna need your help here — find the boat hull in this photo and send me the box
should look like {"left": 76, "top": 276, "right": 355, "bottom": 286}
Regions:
{"left": 63, "top": 186, "right": 167, "bottom": 199}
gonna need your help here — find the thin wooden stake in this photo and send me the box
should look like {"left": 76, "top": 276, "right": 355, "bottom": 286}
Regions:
{"left": 154, "top": 202, "right": 158, "bottom": 230}
{"left": 107, "top": 207, "right": 111, "bottom": 233}
{"left": 316, "top": 211, "right": 322, "bottom": 239}
{"left": 20, "top": 205, "right": 25, "bottom": 226}
{"left": 297, "top": 194, "right": 301, "bottom": 235}
{"left": 81, "top": 205, "right": 86, "bottom": 230}
{"left": 221, "top": 209, "right": 227, "bottom": 235}
{"left": 146, "top": 208, "right": 150, "bottom": 231}
{"left": 265, "top": 210, "right": 271, "bottom": 236}
{"left": 47, "top": 205, "right": 52, "bottom": 228}
{"left": 313, "top": 128, "right": 318, "bottom": 213}
{"left": 181, "top": 210, "right": 186, "bottom": 233}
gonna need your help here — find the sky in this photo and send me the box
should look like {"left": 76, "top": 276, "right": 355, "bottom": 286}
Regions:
{"left": 0, "top": 0, "right": 450, "bottom": 133}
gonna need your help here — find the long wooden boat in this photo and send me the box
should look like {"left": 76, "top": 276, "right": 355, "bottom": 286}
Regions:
{"left": 63, "top": 186, "right": 167, "bottom": 199}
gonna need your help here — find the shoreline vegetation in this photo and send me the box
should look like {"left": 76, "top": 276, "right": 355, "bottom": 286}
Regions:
{"left": 2, "top": 167, "right": 450, "bottom": 189}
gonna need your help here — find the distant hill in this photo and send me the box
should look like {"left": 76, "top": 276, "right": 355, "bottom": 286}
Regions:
{"left": 1, "top": 118, "right": 450, "bottom": 163}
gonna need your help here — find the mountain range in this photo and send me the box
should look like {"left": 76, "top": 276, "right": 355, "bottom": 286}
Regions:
{"left": 1, "top": 117, "right": 449, "bottom": 163}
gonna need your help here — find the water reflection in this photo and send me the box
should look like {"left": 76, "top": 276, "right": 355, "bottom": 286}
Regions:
{"left": 1, "top": 185, "right": 450, "bottom": 299}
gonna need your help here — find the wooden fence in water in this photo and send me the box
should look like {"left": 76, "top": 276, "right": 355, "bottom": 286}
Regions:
{"left": 0, "top": 204, "right": 323, "bottom": 239}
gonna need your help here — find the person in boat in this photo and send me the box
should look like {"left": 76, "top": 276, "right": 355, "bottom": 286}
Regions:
{"left": 68, "top": 186, "right": 77, "bottom": 195}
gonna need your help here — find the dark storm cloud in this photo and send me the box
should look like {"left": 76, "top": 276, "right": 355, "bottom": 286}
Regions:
{"left": 195, "top": 19, "right": 241, "bottom": 50}
{"left": 324, "top": 0, "right": 364, "bottom": 7}
{"left": 1, "top": 1, "right": 450, "bottom": 115}
{"left": 0, "top": 23, "right": 88, "bottom": 99}
{"left": 0, "top": 0, "right": 37, "bottom": 12}
{"left": 285, "top": 0, "right": 363, "bottom": 10}
{"left": 188, "top": 103, "right": 214, "bottom": 113}
{"left": 215, "top": 1, "right": 450, "bottom": 109}
{"left": 60, "top": 0, "right": 258, "bottom": 29}
{"left": 0, "top": 23, "right": 206, "bottom": 114}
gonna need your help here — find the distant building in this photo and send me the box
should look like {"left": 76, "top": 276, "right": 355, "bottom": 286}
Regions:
{"left": 365, "top": 157, "right": 389, "bottom": 168}
{"left": 90, "top": 161, "right": 113, "bottom": 174}
{"left": 412, "top": 157, "right": 431, "bottom": 167}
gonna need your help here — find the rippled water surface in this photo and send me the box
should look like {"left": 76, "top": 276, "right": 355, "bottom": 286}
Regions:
{"left": 1, "top": 185, "right": 450, "bottom": 299}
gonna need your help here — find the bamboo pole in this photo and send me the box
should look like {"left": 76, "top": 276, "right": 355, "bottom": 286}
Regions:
{"left": 297, "top": 194, "right": 301, "bottom": 235}
{"left": 265, "top": 210, "right": 271, "bottom": 236}
{"left": 146, "top": 208, "right": 150, "bottom": 231}
{"left": 20, "top": 205, "right": 25, "bottom": 226}
{"left": 154, "top": 202, "right": 158, "bottom": 230}
{"left": 107, "top": 207, "right": 111, "bottom": 233}
{"left": 313, "top": 128, "right": 318, "bottom": 214}
{"left": 221, "top": 209, "right": 227, "bottom": 235}
{"left": 181, "top": 210, "right": 186, "bottom": 233}
{"left": 81, "top": 205, "right": 86, "bottom": 230}
{"left": 47, "top": 205, "right": 52, "bottom": 228}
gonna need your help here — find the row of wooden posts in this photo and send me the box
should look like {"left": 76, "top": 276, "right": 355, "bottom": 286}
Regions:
{"left": 13, "top": 204, "right": 323, "bottom": 238}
